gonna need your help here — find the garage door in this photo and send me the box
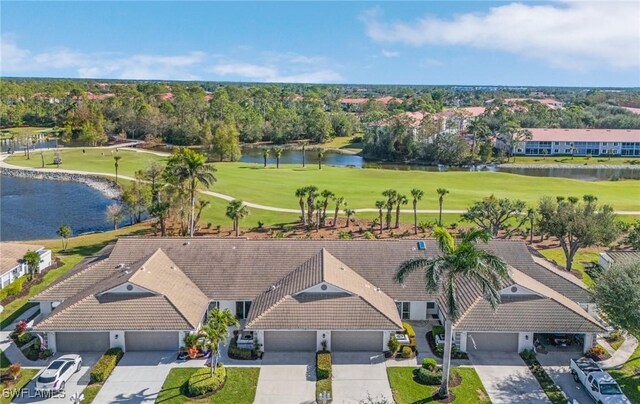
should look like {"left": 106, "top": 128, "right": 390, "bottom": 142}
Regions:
{"left": 263, "top": 331, "right": 316, "bottom": 351}
{"left": 466, "top": 332, "right": 519, "bottom": 352}
{"left": 56, "top": 332, "right": 110, "bottom": 352}
{"left": 125, "top": 331, "right": 178, "bottom": 351}
{"left": 332, "top": 331, "right": 383, "bottom": 352}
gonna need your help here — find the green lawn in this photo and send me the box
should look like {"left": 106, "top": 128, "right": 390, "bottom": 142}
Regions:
{"left": 387, "top": 367, "right": 490, "bottom": 404}
{"left": 504, "top": 155, "right": 640, "bottom": 166}
{"left": 1, "top": 126, "right": 54, "bottom": 137}
{"left": 0, "top": 224, "right": 149, "bottom": 329}
{"left": 0, "top": 350, "right": 39, "bottom": 404}
{"left": 538, "top": 247, "right": 600, "bottom": 287}
{"left": 155, "top": 367, "right": 260, "bottom": 403}
{"left": 609, "top": 341, "right": 640, "bottom": 403}
{"left": 320, "top": 135, "right": 364, "bottom": 152}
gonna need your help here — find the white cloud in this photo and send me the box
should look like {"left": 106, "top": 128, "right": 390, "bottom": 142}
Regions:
{"left": 381, "top": 50, "right": 399, "bottom": 58}
{"left": 210, "top": 61, "right": 342, "bottom": 83}
{"left": 210, "top": 63, "right": 278, "bottom": 79}
{"left": 362, "top": 1, "right": 640, "bottom": 69}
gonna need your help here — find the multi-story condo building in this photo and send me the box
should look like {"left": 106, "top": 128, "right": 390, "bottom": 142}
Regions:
{"left": 511, "top": 128, "right": 640, "bottom": 156}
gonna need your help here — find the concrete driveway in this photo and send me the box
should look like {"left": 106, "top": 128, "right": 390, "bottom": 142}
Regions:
{"left": 254, "top": 351, "right": 316, "bottom": 404}
{"left": 332, "top": 352, "right": 393, "bottom": 404}
{"left": 13, "top": 352, "right": 101, "bottom": 404}
{"left": 537, "top": 351, "right": 593, "bottom": 403}
{"left": 93, "top": 351, "right": 175, "bottom": 403}
{"left": 469, "top": 352, "right": 550, "bottom": 404}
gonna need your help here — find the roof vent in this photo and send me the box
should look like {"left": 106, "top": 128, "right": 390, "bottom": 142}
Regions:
{"left": 417, "top": 241, "right": 426, "bottom": 250}
{"left": 183, "top": 241, "right": 190, "bottom": 246}
{"left": 375, "top": 287, "right": 381, "bottom": 292}
{"left": 269, "top": 284, "right": 280, "bottom": 292}
{"left": 116, "top": 263, "right": 125, "bottom": 269}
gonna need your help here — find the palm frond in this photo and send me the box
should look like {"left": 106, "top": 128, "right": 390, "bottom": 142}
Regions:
{"left": 433, "top": 226, "right": 455, "bottom": 255}
{"left": 394, "top": 258, "right": 431, "bottom": 285}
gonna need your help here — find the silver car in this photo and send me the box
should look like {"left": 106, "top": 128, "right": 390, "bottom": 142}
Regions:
{"left": 35, "top": 354, "right": 82, "bottom": 393}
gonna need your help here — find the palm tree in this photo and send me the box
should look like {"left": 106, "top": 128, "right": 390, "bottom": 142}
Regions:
{"left": 226, "top": 200, "right": 249, "bottom": 236}
{"left": 273, "top": 147, "right": 283, "bottom": 168}
{"left": 395, "top": 228, "right": 508, "bottom": 399}
{"left": 166, "top": 148, "right": 217, "bottom": 237}
{"left": 22, "top": 250, "right": 40, "bottom": 281}
{"left": 333, "top": 196, "right": 345, "bottom": 228}
{"left": 375, "top": 200, "right": 385, "bottom": 235}
{"left": 410, "top": 188, "right": 424, "bottom": 235}
{"left": 526, "top": 208, "right": 537, "bottom": 244}
{"left": 306, "top": 186, "right": 319, "bottom": 225}
{"left": 437, "top": 188, "right": 449, "bottom": 226}
{"left": 317, "top": 148, "right": 325, "bottom": 170}
{"left": 344, "top": 208, "right": 355, "bottom": 228}
{"left": 295, "top": 188, "right": 307, "bottom": 225}
{"left": 301, "top": 140, "right": 309, "bottom": 167}
{"left": 467, "top": 118, "right": 490, "bottom": 158}
{"left": 320, "top": 190, "right": 335, "bottom": 227}
{"left": 56, "top": 225, "right": 72, "bottom": 251}
{"left": 113, "top": 155, "right": 122, "bottom": 184}
{"left": 382, "top": 189, "right": 397, "bottom": 230}
{"left": 199, "top": 308, "right": 239, "bottom": 375}
{"left": 395, "top": 194, "right": 408, "bottom": 229}
{"left": 262, "top": 148, "right": 270, "bottom": 167}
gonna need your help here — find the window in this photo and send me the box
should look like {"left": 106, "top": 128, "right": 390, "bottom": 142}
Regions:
{"left": 396, "top": 302, "right": 410, "bottom": 320}
{"left": 427, "top": 302, "right": 435, "bottom": 309}
{"left": 208, "top": 301, "right": 219, "bottom": 310}
{"left": 236, "top": 301, "right": 252, "bottom": 319}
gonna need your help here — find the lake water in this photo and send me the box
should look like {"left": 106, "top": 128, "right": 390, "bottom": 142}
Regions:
{"left": 240, "top": 148, "right": 640, "bottom": 181}
{"left": 0, "top": 175, "right": 127, "bottom": 241}
{"left": 0, "top": 138, "right": 58, "bottom": 153}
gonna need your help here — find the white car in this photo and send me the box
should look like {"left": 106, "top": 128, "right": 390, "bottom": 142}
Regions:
{"left": 35, "top": 354, "right": 82, "bottom": 393}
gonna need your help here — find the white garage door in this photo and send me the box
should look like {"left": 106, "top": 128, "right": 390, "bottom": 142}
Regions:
{"left": 125, "top": 331, "right": 178, "bottom": 351}
{"left": 466, "top": 332, "right": 519, "bottom": 352}
{"left": 332, "top": 331, "right": 383, "bottom": 352}
{"left": 56, "top": 332, "right": 110, "bottom": 352}
{"left": 263, "top": 331, "right": 316, "bottom": 351}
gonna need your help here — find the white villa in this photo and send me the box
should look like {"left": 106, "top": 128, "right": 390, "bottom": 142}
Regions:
{"left": 0, "top": 243, "right": 52, "bottom": 289}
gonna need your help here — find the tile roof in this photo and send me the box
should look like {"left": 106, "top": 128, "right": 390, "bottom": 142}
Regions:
{"left": 0, "top": 243, "right": 45, "bottom": 275}
{"left": 604, "top": 251, "right": 640, "bottom": 266}
{"left": 525, "top": 128, "right": 640, "bottom": 143}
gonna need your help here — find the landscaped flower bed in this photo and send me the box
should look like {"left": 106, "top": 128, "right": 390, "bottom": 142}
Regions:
{"left": 316, "top": 351, "right": 332, "bottom": 403}
{"left": 519, "top": 350, "right": 566, "bottom": 404}
{"left": 186, "top": 366, "right": 226, "bottom": 397}
{"left": 426, "top": 327, "right": 468, "bottom": 360}
{"left": 227, "top": 337, "right": 259, "bottom": 360}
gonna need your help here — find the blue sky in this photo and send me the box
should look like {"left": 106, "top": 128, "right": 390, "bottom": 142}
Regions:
{"left": 1, "top": 1, "right": 639, "bottom": 87}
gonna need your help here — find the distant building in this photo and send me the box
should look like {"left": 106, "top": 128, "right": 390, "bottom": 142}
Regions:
{"left": 339, "top": 96, "right": 402, "bottom": 112}
{"left": 509, "top": 128, "right": 640, "bottom": 156}
{"left": 598, "top": 251, "right": 640, "bottom": 270}
{"left": 0, "top": 243, "right": 52, "bottom": 289}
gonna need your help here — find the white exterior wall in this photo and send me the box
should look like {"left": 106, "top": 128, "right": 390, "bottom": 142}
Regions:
{"left": 255, "top": 330, "right": 264, "bottom": 351}
{"left": 219, "top": 301, "right": 236, "bottom": 316}
{"left": 584, "top": 333, "right": 595, "bottom": 354}
{"left": 0, "top": 248, "right": 51, "bottom": 290}
{"left": 179, "top": 331, "right": 187, "bottom": 348}
{"left": 500, "top": 285, "right": 538, "bottom": 296}
{"left": 110, "top": 331, "right": 125, "bottom": 351}
{"left": 46, "top": 332, "right": 56, "bottom": 352}
{"left": 382, "top": 330, "right": 391, "bottom": 351}
{"left": 38, "top": 249, "right": 52, "bottom": 271}
{"left": 514, "top": 140, "right": 637, "bottom": 156}
{"left": 104, "top": 283, "right": 151, "bottom": 294}
{"left": 518, "top": 332, "right": 534, "bottom": 352}
{"left": 317, "top": 330, "right": 331, "bottom": 351}
{"left": 40, "top": 301, "right": 53, "bottom": 315}
{"left": 599, "top": 253, "right": 613, "bottom": 270}
{"left": 459, "top": 331, "right": 467, "bottom": 352}
{"left": 303, "top": 283, "right": 346, "bottom": 294}
{"left": 409, "top": 301, "right": 428, "bottom": 321}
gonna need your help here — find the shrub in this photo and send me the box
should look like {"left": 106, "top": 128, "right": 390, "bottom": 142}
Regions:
{"left": 399, "top": 346, "right": 413, "bottom": 358}
{"left": 338, "top": 231, "right": 353, "bottom": 239}
{"left": 90, "top": 348, "right": 124, "bottom": 383}
{"left": 7, "top": 363, "right": 21, "bottom": 380}
{"left": 585, "top": 345, "right": 607, "bottom": 361}
{"left": 402, "top": 322, "right": 416, "bottom": 339}
{"left": 363, "top": 231, "right": 376, "bottom": 240}
{"left": 415, "top": 367, "right": 442, "bottom": 385}
{"left": 16, "top": 332, "right": 35, "bottom": 347}
{"left": 432, "top": 325, "right": 444, "bottom": 337}
{"left": 227, "top": 339, "right": 257, "bottom": 360}
{"left": 520, "top": 349, "right": 536, "bottom": 361}
{"left": 0, "top": 277, "right": 27, "bottom": 301}
{"left": 387, "top": 335, "right": 399, "bottom": 354}
{"left": 421, "top": 358, "right": 437, "bottom": 370}
{"left": 186, "top": 366, "right": 226, "bottom": 397}
{"left": 316, "top": 352, "right": 332, "bottom": 380}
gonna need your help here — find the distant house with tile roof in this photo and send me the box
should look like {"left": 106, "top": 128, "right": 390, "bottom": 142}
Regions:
{"left": 509, "top": 128, "right": 640, "bottom": 156}
{"left": 599, "top": 250, "right": 640, "bottom": 270}
{"left": 0, "top": 243, "right": 52, "bottom": 290}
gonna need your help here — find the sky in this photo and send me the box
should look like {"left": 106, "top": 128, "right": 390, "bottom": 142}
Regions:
{"left": 1, "top": 1, "right": 639, "bottom": 87}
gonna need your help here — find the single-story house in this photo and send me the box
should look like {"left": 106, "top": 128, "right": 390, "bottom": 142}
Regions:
{"left": 0, "top": 242, "right": 52, "bottom": 289}
{"left": 599, "top": 250, "right": 640, "bottom": 270}
{"left": 31, "top": 239, "right": 604, "bottom": 354}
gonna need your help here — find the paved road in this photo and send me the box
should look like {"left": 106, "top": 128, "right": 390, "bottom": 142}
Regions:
{"left": 254, "top": 351, "right": 316, "bottom": 404}
{"left": 537, "top": 351, "right": 593, "bottom": 403}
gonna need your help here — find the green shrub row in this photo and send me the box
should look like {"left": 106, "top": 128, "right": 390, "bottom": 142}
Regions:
{"left": 316, "top": 352, "right": 332, "bottom": 380}
{"left": 519, "top": 350, "right": 566, "bottom": 404}
{"left": 186, "top": 366, "right": 226, "bottom": 397}
{"left": 402, "top": 322, "right": 416, "bottom": 339}
{"left": 0, "top": 277, "right": 26, "bottom": 302}
{"left": 426, "top": 330, "right": 468, "bottom": 360}
{"left": 89, "top": 348, "right": 124, "bottom": 384}
{"left": 227, "top": 338, "right": 258, "bottom": 360}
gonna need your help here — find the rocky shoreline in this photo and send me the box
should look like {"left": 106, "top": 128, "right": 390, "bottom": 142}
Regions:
{"left": 497, "top": 163, "right": 640, "bottom": 169}
{"left": 0, "top": 167, "right": 122, "bottom": 199}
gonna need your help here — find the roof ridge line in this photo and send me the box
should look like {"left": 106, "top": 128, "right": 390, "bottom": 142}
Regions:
{"left": 161, "top": 295, "right": 198, "bottom": 329}
{"left": 356, "top": 294, "right": 403, "bottom": 328}
{"left": 245, "top": 294, "right": 290, "bottom": 329}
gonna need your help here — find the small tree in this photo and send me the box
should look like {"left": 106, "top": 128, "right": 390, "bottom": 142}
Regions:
{"left": 333, "top": 196, "right": 345, "bottom": 228}
{"left": 461, "top": 195, "right": 527, "bottom": 238}
{"left": 526, "top": 208, "right": 538, "bottom": 244}
{"left": 199, "top": 308, "right": 239, "bottom": 375}
{"left": 394, "top": 194, "right": 408, "bottom": 229}
{"left": 538, "top": 195, "right": 618, "bottom": 271}
{"left": 295, "top": 188, "right": 307, "bottom": 225}
{"left": 624, "top": 220, "right": 640, "bottom": 249}
{"left": 301, "top": 140, "right": 308, "bottom": 167}
{"left": 273, "top": 147, "right": 283, "bottom": 169}
{"left": 262, "top": 148, "right": 269, "bottom": 168}
{"left": 113, "top": 155, "right": 122, "bottom": 184}
{"left": 410, "top": 189, "right": 424, "bottom": 235}
{"left": 22, "top": 250, "right": 40, "bottom": 281}
{"left": 375, "top": 200, "right": 385, "bottom": 235}
{"left": 105, "top": 203, "right": 125, "bottom": 230}
{"left": 53, "top": 151, "right": 62, "bottom": 167}
{"left": 344, "top": 208, "right": 355, "bottom": 228}
{"left": 593, "top": 261, "right": 640, "bottom": 337}
{"left": 317, "top": 148, "right": 325, "bottom": 170}
{"left": 382, "top": 189, "right": 397, "bottom": 230}
{"left": 226, "top": 200, "right": 249, "bottom": 237}
{"left": 436, "top": 188, "right": 449, "bottom": 226}
{"left": 56, "top": 225, "right": 72, "bottom": 251}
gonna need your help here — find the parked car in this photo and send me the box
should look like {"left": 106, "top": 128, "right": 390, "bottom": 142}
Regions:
{"left": 35, "top": 354, "right": 82, "bottom": 393}
{"left": 570, "top": 357, "right": 630, "bottom": 404}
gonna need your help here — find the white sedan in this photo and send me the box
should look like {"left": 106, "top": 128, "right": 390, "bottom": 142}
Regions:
{"left": 35, "top": 354, "right": 82, "bottom": 393}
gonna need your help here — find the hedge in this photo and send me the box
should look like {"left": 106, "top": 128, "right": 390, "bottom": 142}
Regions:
{"left": 227, "top": 338, "right": 258, "bottom": 360}
{"left": 422, "top": 358, "right": 437, "bottom": 370}
{"left": 186, "top": 366, "right": 226, "bottom": 397}
{"left": 402, "top": 322, "right": 416, "bottom": 339}
{"left": 316, "top": 352, "right": 332, "bottom": 380}
{"left": 0, "top": 277, "right": 26, "bottom": 302}
{"left": 415, "top": 367, "right": 442, "bottom": 385}
{"left": 89, "top": 348, "right": 124, "bottom": 384}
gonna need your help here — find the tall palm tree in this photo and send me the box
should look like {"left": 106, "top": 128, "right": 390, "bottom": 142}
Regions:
{"left": 333, "top": 196, "right": 345, "bottom": 228}
{"left": 113, "top": 155, "right": 122, "bottom": 184}
{"left": 166, "top": 148, "right": 217, "bottom": 237}
{"left": 317, "top": 148, "right": 325, "bottom": 170}
{"left": 273, "top": 147, "right": 283, "bottom": 168}
{"left": 301, "top": 140, "right": 308, "bottom": 167}
{"left": 295, "top": 188, "right": 307, "bottom": 225}
{"left": 262, "top": 148, "right": 270, "bottom": 167}
{"left": 395, "top": 228, "right": 508, "bottom": 399}
{"left": 411, "top": 188, "right": 424, "bottom": 235}
{"left": 382, "top": 189, "right": 397, "bottom": 230}
{"left": 466, "top": 118, "right": 490, "bottom": 159}
{"left": 375, "top": 200, "right": 385, "bottom": 235}
{"left": 306, "top": 186, "right": 319, "bottom": 225}
{"left": 395, "top": 194, "right": 408, "bottom": 229}
{"left": 320, "top": 190, "right": 335, "bottom": 227}
{"left": 226, "top": 200, "right": 249, "bottom": 236}
{"left": 526, "top": 208, "right": 537, "bottom": 244}
{"left": 199, "top": 308, "right": 239, "bottom": 375}
{"left": 437, "top": 188, "right": 449, "bottom": 226}
{"left": 344, "top": 208, "right": 355, "bottom": 228}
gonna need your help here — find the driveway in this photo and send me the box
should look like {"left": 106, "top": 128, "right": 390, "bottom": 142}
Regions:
{"left": 332, "top": 352, "right": 393, "bottom": 404}
{"left": 537, "top": 351, "right": 593, "bottom": 403}
{"left": 469, "top": 352, "right": 550, "bottom": 404}
{"left": 13, "top": 352, "right": 101, "bottom": 404}
{"left": 93, "top": 351, "right": 175, "bottom": 403}
{"left": 254, "top": 351, "right": 316, "bottom": 404}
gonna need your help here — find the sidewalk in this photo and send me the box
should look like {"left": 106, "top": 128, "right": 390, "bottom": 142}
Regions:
{"left": 598, "top": 335, "right": 638, "bottom": 370}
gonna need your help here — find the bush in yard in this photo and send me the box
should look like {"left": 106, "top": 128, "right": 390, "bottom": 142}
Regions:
{"left": 388, "top": 335, "right": 400, "bottom": 354}
{"left": 415, "top": 367, "right": 442, "bottom": 385}
{"left": 0, "top": 277, "right": 27, "bottom": 301}
{"left": 186, "top": 365, "right": 226, "bottom": 397}
{"left": 421, "top": 358, "right": 437, "bottom": 370}
{"left": 399, "top": 346, "right": 413, "bottom": 358}
{"left": 520, "top": 349, "right": 536, "bottom": 361}
{"left": 7, "top": 363, "right": 21, "bottom": 380}
{"left": 585, "top": 345, "right": 608, "bottom": 361}
{"left": 402, "top": 322, "right": 416, "bottom": 339}
{"left": 16, "top": 332, "right": 35, "bottom": 347}
{"left": 431, "top": 325, "right": 444, "bottom": 337}
{"left": 316, "top": 352, "right": 332, "bottom": 380}
{"left": 227, "top": 338, "right": 258, "bottom": 360}
{"left": 90, "top": 348, "right": 124, "bottom": 383}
